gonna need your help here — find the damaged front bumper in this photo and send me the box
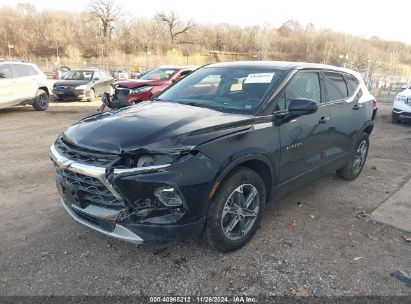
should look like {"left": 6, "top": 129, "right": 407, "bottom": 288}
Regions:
{"left": 49, "top": 142, "right": 217, "bottom": 244}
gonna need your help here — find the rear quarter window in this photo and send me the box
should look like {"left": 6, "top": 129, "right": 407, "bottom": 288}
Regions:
{"left": 325, "top": 72, "right": 348, "bottom": 101}
{"left": 0, "top": 64, "right": 13, "bottom": 78}
{"left": 344, "top": 74, "right": 359, "bottom": 96}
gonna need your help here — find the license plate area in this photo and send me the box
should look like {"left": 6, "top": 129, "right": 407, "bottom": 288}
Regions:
{"left": 56, "top": 179, "right": 84, "bottom": 208}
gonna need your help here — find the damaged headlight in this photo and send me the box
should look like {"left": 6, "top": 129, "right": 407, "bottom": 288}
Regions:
{"left": 129, "top": 86, "right": 153, "bottom": 94}
{"left": 136, "top": 154, "right": 178, "bottom": 167}
{"left": 122, "top": 152, "right": 193, "bottom": 169}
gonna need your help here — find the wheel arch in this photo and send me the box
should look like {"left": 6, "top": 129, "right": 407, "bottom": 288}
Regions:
{"left": 38, "top": 86, "right": 49, "bottom": 95}
{"left": 212, "top": 154, "right": 276, "bottom": 202}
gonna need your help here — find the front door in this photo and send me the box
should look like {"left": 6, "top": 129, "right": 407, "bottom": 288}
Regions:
{"left": 276, "top": 71, "right": 330, "bottom": 183}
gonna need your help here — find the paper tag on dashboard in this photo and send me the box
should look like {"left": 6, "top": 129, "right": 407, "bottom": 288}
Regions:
{"left": 244, "top": 73, "right": 275, "bottom": 84}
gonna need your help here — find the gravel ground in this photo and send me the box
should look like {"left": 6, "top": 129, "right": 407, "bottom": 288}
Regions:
{"left": 0, "top": 100, "right": 410, "bottom": 297}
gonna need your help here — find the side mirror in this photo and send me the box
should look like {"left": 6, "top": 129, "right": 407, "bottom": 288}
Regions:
{"left": 288, "top": 98, "right": 318, "bottom": 115}
{"left": 274, "top": 98, "right": 318, "bottom": 125}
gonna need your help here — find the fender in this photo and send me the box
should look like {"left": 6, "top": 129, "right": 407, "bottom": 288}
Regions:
{"left": 212, "top": 153, "right": 278, "bottom": 201}
{"left": 352, "top": 120, "right": 374, "bottom": 150}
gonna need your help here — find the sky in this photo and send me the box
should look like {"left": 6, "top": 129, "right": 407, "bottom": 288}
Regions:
{"left": 1, "top": 0, "right": 411, "bottom": 44}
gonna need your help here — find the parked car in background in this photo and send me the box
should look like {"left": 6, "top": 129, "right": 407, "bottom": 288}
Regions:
{"left": 52, "top": 68, "right": 114, "bottom": 102}
{"left": 392, "top": 86, "right": 411, "bottom": 123}
{"left": 111, "top": 70, "right": 129, "bottom": 81}
{"left": 0, "top": 60, "right": 49, "bottom": 111}
{"left": 106, "top": 66, "right": 196, "bottom": 109}
{"left": 130, "top": 71, "right": 141, "bottom": 79}
{"left": 50, "top": 61, "right": 377, "bottom": 251}
{"left": 54, "top": 66, "right": 71, "bottom": 80}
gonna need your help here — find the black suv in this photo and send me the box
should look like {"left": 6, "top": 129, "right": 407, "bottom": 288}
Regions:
{"left": 49, "top": 61, "right": 377, "bottom": 251}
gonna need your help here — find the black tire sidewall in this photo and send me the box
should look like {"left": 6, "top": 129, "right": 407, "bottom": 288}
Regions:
{"left": 206, "top": 167, "right": 266, "bottom": 252}
{"left": 32, "top": 89, "right": 49, "bottom": 111}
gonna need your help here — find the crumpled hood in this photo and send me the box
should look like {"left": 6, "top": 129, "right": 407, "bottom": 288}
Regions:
{"left": 115, "top": 79, "right": 169, "bottom": 89}
{"left": 63, "top": 102, "right": 254, "bottom": 154}
{"left": 55, "top": 80, "right": 90, "bottom": 87}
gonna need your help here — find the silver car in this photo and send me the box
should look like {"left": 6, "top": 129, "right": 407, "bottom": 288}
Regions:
{"left": 0, "top": 61, "right": 49, "bottom": 111}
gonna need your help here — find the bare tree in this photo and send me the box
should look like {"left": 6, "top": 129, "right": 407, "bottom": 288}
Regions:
{"left": 88, "top": 0, "right": 121, "bottom": 38}
{"left": 156, "top": 11, "right": 195, "bottom": 45}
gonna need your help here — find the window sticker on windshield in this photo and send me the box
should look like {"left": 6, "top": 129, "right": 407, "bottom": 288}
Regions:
{"left": 165, "top": 70, "right": 176, "bottom": 74}
{"left": 244, "top": 73, "right": 275, "bottom": 84}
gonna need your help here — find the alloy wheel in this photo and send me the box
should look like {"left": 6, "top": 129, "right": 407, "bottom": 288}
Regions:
{"left": 38, "top": 92, "right": 48, "bottom": 107}
{"left": 353, "top": 139, "right": 368, "bottom": 175}
{"left": 220, "top": 184, "right": 259, "bottom": 241}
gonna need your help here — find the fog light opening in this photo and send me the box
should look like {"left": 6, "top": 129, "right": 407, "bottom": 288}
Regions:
{"left": 154, "top": 186, "right": 183, "bottom": 207}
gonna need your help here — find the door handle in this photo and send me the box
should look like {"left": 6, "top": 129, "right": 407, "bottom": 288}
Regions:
{"left": 352, "top": 104, "right": 362, "bottom": 110}
{"left": 319, "top": 116, "right": 330, "bottom": 124}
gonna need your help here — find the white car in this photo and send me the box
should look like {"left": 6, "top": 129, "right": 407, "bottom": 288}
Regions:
{"left": 392, "top": 86, "right": 411, "bottom": 123}
{"left": 0, "top": 61, "right": 49, "bottom": 111}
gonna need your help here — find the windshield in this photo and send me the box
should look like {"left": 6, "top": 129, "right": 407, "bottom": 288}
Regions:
{"left": 158, "top": 67, "right": 286, "bottom": 114}
{"left": 140, "top": 68, "right": 178, "bottom": 80}
{"left": 63, "top": 70, "right": 94, "bottom": 81}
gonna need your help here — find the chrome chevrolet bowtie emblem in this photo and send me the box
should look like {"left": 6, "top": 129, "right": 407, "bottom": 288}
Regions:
{"left": 56, "top": 158, "right": 73, "bottom": 170}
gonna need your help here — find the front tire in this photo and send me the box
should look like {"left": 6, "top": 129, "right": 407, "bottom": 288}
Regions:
{"left": 205, "top": 167, "right": 266, "bottom": 252}
{"left": 32, "top": 89, "right": 49, "bottom": 111}
{"left": 336, "top": 133, "right": 369, "bottom": 180}
{"left": 86, "top": 89, "right": 95, "bottom": 102}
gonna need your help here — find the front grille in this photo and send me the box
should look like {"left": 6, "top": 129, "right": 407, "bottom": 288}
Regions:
{"left": 55, "top": 137, "right": 119, "bottom": 167}
{"left": 401, "top": 112, "right": 411, "bottom": 117}
{"left": 71, "top": 207, "right": 115, "bottom": 232}
{"left": 53, "top": 163, "right": 124, "bottom": 209}
{"left": 115, "top": 87, "right": 130, "bottom": 95}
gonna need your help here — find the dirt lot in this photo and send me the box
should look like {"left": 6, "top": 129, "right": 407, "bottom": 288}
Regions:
{"left": 0, "top": 100, "right": 410, "bottom": 297}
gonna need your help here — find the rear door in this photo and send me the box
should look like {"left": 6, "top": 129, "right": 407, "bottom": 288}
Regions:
{"left": 0, "top": 64, "right": 15, "bottom": 106}
{"left": 277, "top": 70, "right": 330, "bottom": 183}
{"left": 322, "top": 71, "right": 364, "bottom": 162}
{"left": 12, "top": 63, "right": 37, "bottom": 101}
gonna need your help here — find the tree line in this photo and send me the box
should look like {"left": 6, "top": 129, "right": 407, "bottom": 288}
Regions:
{"left": 1, "top": 1, "right": 411, "bottom": 76}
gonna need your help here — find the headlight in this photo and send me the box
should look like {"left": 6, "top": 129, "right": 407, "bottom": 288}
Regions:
{"left": 129, "top": 86, "right": 153, "bottom": 94}
{"left": 75, "top": 85, "right": 88, "bottom": 90}
{"left": 121, "top": 151, "right": 194, "bottom": 169}
{"left": 136, "top": 154, "right": 178, "bottom": 167}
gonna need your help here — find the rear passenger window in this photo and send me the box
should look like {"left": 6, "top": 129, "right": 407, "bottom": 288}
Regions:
{"left": 277, "top": 71, "right": 321, "bottom": 111}
{"left": 344, "top": 74, "right": 359, "bottom": 96}
{"left": 325, "top": 73, "right": 348, "bottom": 101}
{"left": 13, "top": 64, "right": 32, "bottom": 78}
{"left": 28, "top": 66, "right": 39, "bottom": 76}
{"left": 0, "top": 64, "right": 13, "bottom": 78}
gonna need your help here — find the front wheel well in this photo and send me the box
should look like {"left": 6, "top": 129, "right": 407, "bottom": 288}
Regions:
{"left": 220, "top": 159, "right": 272, "bottom": 201}
{"left": 38, "top": 86, "right": 49, "bottom": 95}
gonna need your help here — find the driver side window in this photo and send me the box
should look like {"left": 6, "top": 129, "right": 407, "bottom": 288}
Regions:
{"left": 277, "top": 71, "right": 321, "bottom": 111}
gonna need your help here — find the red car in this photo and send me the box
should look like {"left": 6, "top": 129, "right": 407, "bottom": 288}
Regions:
{"left": 109, "top": 66, "right": 196, "bottom": 109}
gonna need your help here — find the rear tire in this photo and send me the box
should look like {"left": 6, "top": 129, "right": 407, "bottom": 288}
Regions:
{"left": 336, "top": 133, "right": 369, "bottom": 180}
{"left": 32, "top": 89, "right": 49, "bottom": 111}
{"left": 205, "top": 167, "right": 266, "bottom": 252}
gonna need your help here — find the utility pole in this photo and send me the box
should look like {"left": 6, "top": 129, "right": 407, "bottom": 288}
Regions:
{"left": 339, "top": 54, "right": 348, "bottom": 68}
{"left": 7, "top": 42, "right": 14, "bottom": 59}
